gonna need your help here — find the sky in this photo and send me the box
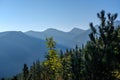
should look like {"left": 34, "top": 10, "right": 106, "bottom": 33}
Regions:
{"left": 0, "top": 0, "right": 120, "bottom": 32}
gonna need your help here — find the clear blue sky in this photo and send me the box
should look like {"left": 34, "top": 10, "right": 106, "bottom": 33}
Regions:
{"left": 0, "top": 0, "right": 120, "bottom": 32}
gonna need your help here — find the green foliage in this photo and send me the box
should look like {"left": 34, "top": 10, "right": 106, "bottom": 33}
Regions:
{"left": 46, "top": 37, "right": 56, "bottom": 50}
{"left": 43, "top": 37, "right": 63, "bottom": 80}
{"left": 84, "top": 10, "right": 120, "bottom": 80}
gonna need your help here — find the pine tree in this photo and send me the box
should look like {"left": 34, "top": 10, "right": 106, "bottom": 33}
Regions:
{"left": 12, "top": 76, "right": 18, "bottom": 80}
{"left": 84, "top": 10, "right": 119, "bottom": 80}
{"left": 23, "top": 64, "right": 29, "bottom": 80}
{"left": 60, "top": 50, "right": 64, "bottom": 59}
{"left": 62, "top": 49, "right": 72, "bottom": 80}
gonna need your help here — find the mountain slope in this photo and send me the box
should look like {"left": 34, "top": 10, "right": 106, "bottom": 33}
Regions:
{"left": 0, "top": 31, "right": 67, "bottom": 77}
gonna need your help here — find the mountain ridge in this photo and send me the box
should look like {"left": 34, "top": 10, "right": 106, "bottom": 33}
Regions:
{"left": 25, "top": 20, "right": 120, "bottom": 47}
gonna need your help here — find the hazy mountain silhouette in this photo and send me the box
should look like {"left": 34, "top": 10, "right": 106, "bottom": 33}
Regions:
{"left": 25, "top": 28, "right": 85, "bottom": 48}
{"left": 26, "top": 21, "right": 120, "bottom": 48}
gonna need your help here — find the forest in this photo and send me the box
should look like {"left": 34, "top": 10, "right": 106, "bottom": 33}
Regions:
{"left": 1, "top": 10, "right": 120, "bottom": 80}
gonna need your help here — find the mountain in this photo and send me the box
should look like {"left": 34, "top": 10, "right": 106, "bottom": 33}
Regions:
{"left": 69, "top": 28, "right": 85, "bottom": 35}
{"left": 25, "top": 28, "right": 85, "bottom": 48}
{"left": 0, "top": 21, "right": 120, "bottom": 77}
{"left": 73, "top": 29, "right": 91, "bottom": 46}
{"left": 25, "top": 21, "right": 120, "bottom": 48}
{"left": 0, "top": 31, "right": 67, "bottom": 77}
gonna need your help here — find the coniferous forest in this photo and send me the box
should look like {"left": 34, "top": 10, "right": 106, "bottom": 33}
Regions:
{"left": 1, "top": 10, "right": 120, "bottom": 80}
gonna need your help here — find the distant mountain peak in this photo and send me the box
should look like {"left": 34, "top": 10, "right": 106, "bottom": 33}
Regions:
{"left": 69, "top": 27, "right": 84, "bottom": 34}
{"left": 71, "top": 27, "right": 83, "bottom": 31}
{"left": 44, "top": 28, "right": 58, "bottom": 31}
{"left": 43, "top": 28, "right": 65, "bottom": 33}
{"left": 46, "top": 28, "right": 57, "bottom": 30}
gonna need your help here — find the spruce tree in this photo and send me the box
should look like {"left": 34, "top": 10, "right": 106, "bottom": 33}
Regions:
{"left": 43, "top": 37, "right": 63, "bottom": 80}
{"left": 70, "top": 46, "right": 84, "bottom": 80}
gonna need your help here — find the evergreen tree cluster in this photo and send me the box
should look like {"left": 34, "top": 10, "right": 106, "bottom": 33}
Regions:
{"left": 1, "top": 10, "right": 120, "bottom": 80}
